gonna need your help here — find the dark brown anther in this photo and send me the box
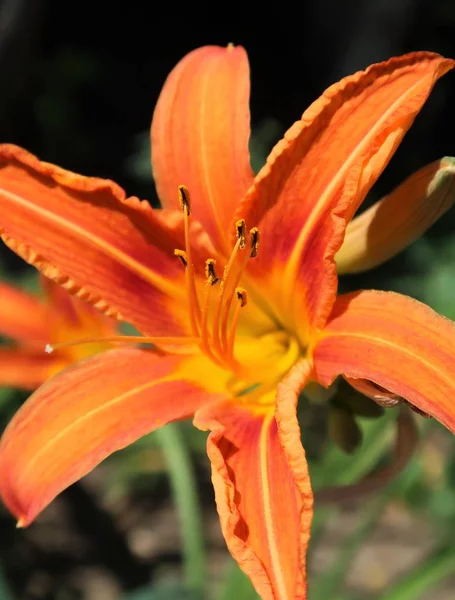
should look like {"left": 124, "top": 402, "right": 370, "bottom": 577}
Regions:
{"left": 205, "top": 258, "right": 219, "bottom": 285}
{"left": 236, "top": 287, "right": 248, "bottom": 307}
{"left": 174, "top": 249, "right": 188, "bottom": 267}
{"left": 178, "top": 185, "right": 191, "bottom": 215}
{"left": 236, "top": 219, "right": 247, "bottom": 249}
{"left": 250, "top": 227, "right": 260, "bottom": 258}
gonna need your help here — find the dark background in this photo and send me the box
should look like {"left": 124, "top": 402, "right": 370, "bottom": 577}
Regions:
{"left": 1, "top": 0, "right": 455, "bottom": 207}
{"left": 1, "top": 1, "right": 455, "bottom": 598}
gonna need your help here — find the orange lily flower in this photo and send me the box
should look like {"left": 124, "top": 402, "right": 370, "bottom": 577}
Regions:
{"left": 0, "top": 46, "right": 454, "bottom": 600}
{"left": 0, "top": 276, "right": 117, "bottom": 389}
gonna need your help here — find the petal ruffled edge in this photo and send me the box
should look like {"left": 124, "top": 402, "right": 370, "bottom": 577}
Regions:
{"left": 236, "top": 52, "right": 454, "bottom": 345}
{"left": 194, "top": 360, "right": 313, "bottom": 600}
{"left": 0, "top": 144, "right": 195, "bottom": 338}
{"left": 313, "top": 290, "right": 455, "bottom": 433}
{"left": 0, "top": 348, "right": 224, "bottom": 526}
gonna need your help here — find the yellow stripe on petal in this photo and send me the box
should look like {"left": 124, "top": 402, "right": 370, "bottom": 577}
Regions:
{"left": 313, "top": 290, "right": 455, "bottom": 434}
{"left": 337, "top": 157, "right": 455, "bottom": 273}
{"left": 194, "top": 360, "right": 313, "bottom": 600}
{"left": 151, "top": 45, "right": 254, "bottom": 253}
{"left": 0, "top": 348, "right": 223, "bottom": 526}
{"left": 0, "top": 145, "right": 192, "bottom": 339}
{"left": 236, "top": 52, "right": 454, "bottom": 343}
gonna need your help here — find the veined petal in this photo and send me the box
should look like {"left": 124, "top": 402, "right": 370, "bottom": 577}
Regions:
{"left": 313, "top": 290, "right": 455, "bottom": 433}
{"left": 151, "top": 45, "right": 254, "bottom": 252}
{"left": 0, "top": 145, "right": 198, "bottom": 338}
{"left": 0, "top": 282, "right": 49, "bottom": 347}
{"left": 0, "top": 348, "right": 59, "bottom": 390}
{"left": 337, "top": 157, "right": 455, "bottom": 273}
{"left": 0, "top": 348, "right": 224, "bottom": 526}
{"left": 237, "top": 53, "right": 454, "bottom": 343}
{"left": 42, "top": 277, "right": 117, "bottom": 338}
{"left": 194, "top": 360, "right": 313, "bottom": 600}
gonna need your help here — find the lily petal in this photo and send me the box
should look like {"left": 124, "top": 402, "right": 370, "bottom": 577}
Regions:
{"left": 194, "top": 361, "right": 313, "bottom": 600}
{"left": 41, "top": 276, "right": 117, "bottom": 338}
{"left": 0, "top": 282, "right": 49, "bottom": 347}
{"left": 237, "top": 53, "right": 454, "bottom": 343}
{"left": 0, "top": 145, "right": 196, "bottom": 337}
{"left": 337, "top": 157, "right": 455, "bottom": 273}
{"left": 313, "top": 290, "right": 455, "bottom": 433}
{"left": 0, "top": 347, "right": 222, "bottom": 526}
{"left": 0, "top": 348, "right": 59, "bottom": 390}
{"left": 151, "top": 45, "right": 254, "bottom": 252}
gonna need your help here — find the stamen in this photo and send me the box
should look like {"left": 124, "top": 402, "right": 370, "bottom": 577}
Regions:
{"left": 226, "top": 288, "right": 248, "bottom": 359}
{"left": 236, "top": 219, "right": 247, "bottom": 249}
{"left": 174, "top": 249, "right": 188, "bottom": 267}
{"left": 218, "top": 227, "right": 260, "bottom": 355}
{"left": 211, "top": 235, "right": 245, "bottom": 358}
{"left": 177, "top": 184, "right": 201, "bottom": 335}
{"left": 205, "top": 258, "right": 219, "bottom": 285}
{"left": 178, "top": 184, "right": 191, "bottom": 216}
{"left": 250, "top": 227, "right": 260, "bottom": 258}
{"left": 199, "top": 277, "right": 224, "bottom": 367}
{"left": 236, "top": 287, "right": 248, "bottom": 307}
{"left": 173, "top": 202, "right": 260, "bottom": 376}
{"left": 46, "top": 335, "right": 200, "bottom": 353}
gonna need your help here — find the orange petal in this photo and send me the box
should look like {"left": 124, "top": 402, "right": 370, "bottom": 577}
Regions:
{"left": 237, "top": 53, "right": 454, "bottom": 343}
{"left": 194, "top": 361, "right": 313, "bottom": 600}
{"left": 0, "top": 281, "right": 49, "bottom": 348}
{"left": 0, "top": 348, "right": 59, "bottom": 390}
{"left": 41, "top": 276, "right": 117, "bottom": 337}
{"left": 313, "top": 290, "right": 455, "bottom": 433}
{"left": 337, "top": 157, "right": 455, "bottom": 273}
{"left": 151, "top": 45, "right": 254, "bottom": 252}
{"left": 0, "top": 347, "right": 219, "bottom": 526}
{"left": 0, "top": 145, "right": 194, "bottom": 338}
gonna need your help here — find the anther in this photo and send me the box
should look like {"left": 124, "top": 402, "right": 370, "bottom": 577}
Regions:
{"left": 250, "top": 227, "right": 260, "bottom": 258}
{"left": 205, "top": 258, "right": 219, "bottom": 285}
{"left": 236, "top": 219, "right": 247, "bottom": 249}
{"left": 178, "top": 184, "right": 191, "bottom": 215}
{"left": 236, "top": 287, "right": 248, "bottom": 307}
{"left": 174, "top": 249, "right": 188, "bottom": 267}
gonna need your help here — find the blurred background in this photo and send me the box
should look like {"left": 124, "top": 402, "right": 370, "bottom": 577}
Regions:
{"left": 0, "top": 0, "right": 455, "bottom": 598}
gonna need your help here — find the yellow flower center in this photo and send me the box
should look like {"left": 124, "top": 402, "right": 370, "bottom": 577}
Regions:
{"left": 175, "top": 185, "right": 301, "bottom": 404}
{"left": 48, "top": 185, "right": 302, "bottom": 406}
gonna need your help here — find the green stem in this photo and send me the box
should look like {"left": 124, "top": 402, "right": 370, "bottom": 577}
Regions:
{"left": 155, "top": 423, "right": 206, "bottom": 596}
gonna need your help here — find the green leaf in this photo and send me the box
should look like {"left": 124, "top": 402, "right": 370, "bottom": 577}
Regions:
{"left": 154, "top": 423, "right": 206, "bottom": 596}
